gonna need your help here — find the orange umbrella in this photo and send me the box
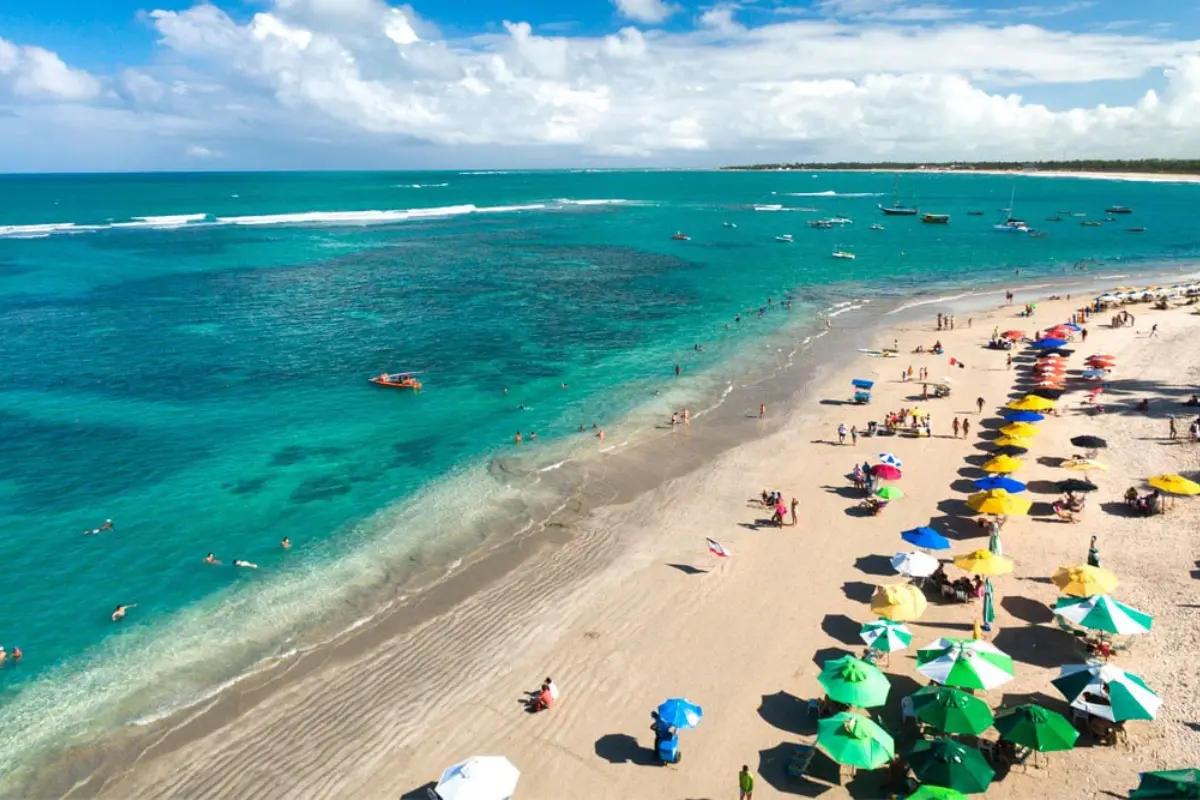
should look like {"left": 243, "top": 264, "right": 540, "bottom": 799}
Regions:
{"left": 1087, "top": 354, "right": 1114, "bottom": 360}
{"left": 1001, "top": 330, "right": 1025, "bottom": 340}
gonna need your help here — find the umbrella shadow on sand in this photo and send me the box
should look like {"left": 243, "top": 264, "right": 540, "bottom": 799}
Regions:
{"left": 992, "top": 626, "right": 1083, "bottom": 669}
{"left": 812, "top": 646, "right": 854, "bottom": 668}
{"left": 593, "top": 733, "right": 659, "bottom": 766}
{"left": 853, "top": 555, "right": 894, "bottom": 577}
{"left": 757, "top": 742, "right": 835, "bottom": 796}
{"left": 399, "top": 782, "right": 437, "bottom": 799}
{"left": 822, "top": 613, "right": 865, "bottom": 645}
{"left": 842, "top": 581, "right": 875, "bottom": 603}
{"left": 1001, "top": 595, "right": 1054, "bottom": 625}
{"left": 759, "top": 690, "right": 817, "bottom": 736}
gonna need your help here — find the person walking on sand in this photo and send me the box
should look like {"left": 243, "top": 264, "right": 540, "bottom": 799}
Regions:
{"left": 790, "top": 497, "right": 799, "bottom": 527}
{"left": 739, "top": 765, "right": 755, "bottom": 800}
{"left": 759, "top": 404, "right": 766, "bottom": 419}
{"left": 1005, "top": 353, "right": 1013, "bottom": 370}
{"left": 850, "top": 425, "right": 858, "bottom": 445}
{"left": 837, "top": 423, "right": 847, "bottom": 444}
{"left": 976, "top": 396, "right": 985, "bottom": 414}
{"left": 1149, "top": 323, "right": 1158, "bottom": 338}
{"left": 962, "top": 418, "right": 970, "bottom": 438}
{"left": 952, "top": 417, "right": 961, "bottom": 438}
{"left": 1169, "top": 416, "right": 1178, "bottom": 439}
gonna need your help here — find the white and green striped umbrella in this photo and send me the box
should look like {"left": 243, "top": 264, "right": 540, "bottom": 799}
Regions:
{"left": 916, "top": 638, "right": 1015, "bottom": 691}
{"left": 1052, "top": 663, "right": 1161, "bottom": 722}
{"left": 859, "top": 619, "right": 914, "bottom": 653}
{"left": 1054, "top": 595, "right": 1153, "bottom": 636}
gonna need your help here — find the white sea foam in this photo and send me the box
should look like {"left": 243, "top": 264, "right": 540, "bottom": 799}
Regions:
{"left": 888, "top": 292, "right": 979, "bottom": 314}
{"left": 394, "top": 183, "right": 449, "bottom": 188}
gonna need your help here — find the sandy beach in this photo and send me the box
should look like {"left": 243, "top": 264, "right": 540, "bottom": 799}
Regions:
{"left": 789, "top": 168, "right": 1200, "bottom": 185}
{"left": 40, "top": 285, "right": 1200, "bottom": 799}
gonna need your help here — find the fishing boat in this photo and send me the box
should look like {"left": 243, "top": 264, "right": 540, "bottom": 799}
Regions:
{"left": 832, "top": 245, "right": 855, "bottom": 260}
{"left": 1081, "top": 221, "right": 1102, "bottom": 227}
{"left": 878, "top": 173, "right": 919, "bottom": 215}
{"left": 869, "top": 224, "right": 884, "bottom": 231}
{"left": 1106, "top": 206, "right": 1133, "bottom": 214}
{"left": 808, "top": 219, "right": 834, "bottom": 229}
{"left": 775, "top": 234, "right": 794, "bottom": 243}
{"left": 671, "top": 232, "right": 690, "bottom": 241}
{"left": 371, "top": 372, "right": 423, "bottom": 390}
{"left": 921, "top": 213, "right": 950, "bottom": 224}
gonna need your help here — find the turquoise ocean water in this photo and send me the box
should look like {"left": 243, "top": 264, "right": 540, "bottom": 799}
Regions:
{"left": 1, "top": 169, "right": 1198, "bottom": 767}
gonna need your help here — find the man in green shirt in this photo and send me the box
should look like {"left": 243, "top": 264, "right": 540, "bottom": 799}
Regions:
{"left": 739, "top": 764, "right": 754, "bottom": 799}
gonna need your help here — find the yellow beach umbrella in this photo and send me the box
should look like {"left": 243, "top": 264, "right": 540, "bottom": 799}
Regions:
{"left": 1007, "top": 396, "right": 1056, "bottom": 412}
{"left": 999, "top": 422, "right": 1040, "bottom": 438}
{"left": 992, "top": 436, "right": 1029, "bottom": 448}
{"left": 870, "top": 584, "right": 928, "bottom": 621}
{"left": 954, "top": 549, "right": 1014, "bottom": 576}
{"left": 1063, "top": 459, "right": 1109, "bottom": 472}
{"left": 1147, "top": 474, "right": 1200, "bottom": 496}
{"left": 966, "top": 489, "right": 1031, "bottom": 516}
{"left": 982, "top": 455, "right": 1023, "bottom": 474}
{"left": 1052, "top": 565, "right": 1119, "bottom": 597}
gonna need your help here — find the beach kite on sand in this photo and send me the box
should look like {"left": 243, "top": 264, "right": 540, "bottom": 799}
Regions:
{"left": 707, "top": 538, "right": 731, "bottom": 557}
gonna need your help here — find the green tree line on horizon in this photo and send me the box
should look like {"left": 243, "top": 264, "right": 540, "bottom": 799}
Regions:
{"left": 723, "top": 159, "right": 1200, "bottom": 174}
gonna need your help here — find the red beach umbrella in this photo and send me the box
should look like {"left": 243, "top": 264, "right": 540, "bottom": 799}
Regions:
{"left": 871, "top": 464, "right": 903, "bottom": 480}
{"left": 1001, "top": 330, "right": 1025, "bottom": 340}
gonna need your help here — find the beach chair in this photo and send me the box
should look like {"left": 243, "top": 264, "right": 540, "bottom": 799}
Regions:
{"left": 786, "top": 744, "right": 816, "bottom": 779}
{"left": 900, "top": 696, "right": 916, "bottom": 728}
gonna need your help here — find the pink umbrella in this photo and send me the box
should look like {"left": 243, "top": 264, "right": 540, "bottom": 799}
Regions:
{"left": 871, "top": 464, "right": 903, "bottom": 480}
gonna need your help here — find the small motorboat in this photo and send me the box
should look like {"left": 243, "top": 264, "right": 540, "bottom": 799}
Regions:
{"left": 1106, "top": 206, "right": 1133, "bottom": 214}
{"left": 921, "top": 213, "right": 950, "bottom": 224}
{"left": 1128, "top": 227, "right": 1146, "bottom": 232}
{"left": 671, "top": 232, "right": 690, "bottom": 241}
{"left": 808, "top": 219, "right": 834, "bottom": 229}
{"left": 371, "top": 372, "right": 423, "bottom": 390}
{"left": 832, "top": 248, "right": 856, "bottom": 260}
{"left": 722, "top": 221, "right": 737, "bottom": 228}
{"left": 1081, "top": 221, "right": 1102, "bottom": 227}
{"left": 967, "top": 210, "right": 984, "bottom": 216}
{"left": 1045, "top": 216, "right": 1062, "bottom": 222}
{"left": 869, "top": 224, "right": 884, "bottom": 231}
{"left": 829, "top": 216, "right": 853, "bottom": 225}
{"left": 775, "top": 234, "right": 794, "bottom": 243}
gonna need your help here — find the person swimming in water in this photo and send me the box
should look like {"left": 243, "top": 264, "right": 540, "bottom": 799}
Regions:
{"left": 112, "top": 604, "right": 136, "bottom": 622}
{"left": 85, "top": 519, "right": 114, "bottom": 536}
{"left": 281, "top": 537, "right": 292, "bottom": 549}
{"left": 204, "top": 553, "right": 221, "bottom": 565}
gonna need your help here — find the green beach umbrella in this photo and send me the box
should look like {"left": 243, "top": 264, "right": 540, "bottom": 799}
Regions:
{"left": 993, "top": 704, "right": 1079, "bottom": 752}
{"left": 910, "top": 686, "right": 995, "bottom": 735}
{"left": 1054, "top": 594, "right": 1153, "bottom": 636}
{"left": 1053, "top": 662, "right": 1162, "bottom": 722}
{"left": 907, "top": 787, "right": 968, "bottom": 800}
{"left": 859, "top": 619, "right": 913, "bottom": 653}
{"left": 816, "top": 712, "right": 895, "bottom": 770}
{"left": 1131, "top": 768, "right": 1200, "bottom": 799}
{"left": 987, "top": 529, "right": 1002, "bottom": 556}
{"left": 907, "top": 738, "right": 994, "bottom": 794}
{"left": 916, "top": 638, "right": 1015, "bottom": 691}
{"left": 982, "top": 579, "right": 995, "bottom": 629}
{"left": 876, "top": 486, "right": 904, "bottom": 500}
{"left": 818, "top": 654, "right": 891, "bottom": 708}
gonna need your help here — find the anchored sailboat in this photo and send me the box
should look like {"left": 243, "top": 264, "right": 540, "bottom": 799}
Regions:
{"left": 878, "top": 174, "right": 919, "bottom": 216}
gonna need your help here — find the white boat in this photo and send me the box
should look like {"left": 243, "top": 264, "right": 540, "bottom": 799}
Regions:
{"left": 994, "top": 186, "right": 1029, "bottom": 232}
{"left": 829, "top": 216, "right": 853, "bottom": 225}
{"left": 808, "top": 219, "right": 834, "bottom": 229}
{"left": 775, "top": 234, "right": 794, "bottom": 243}
{"left": 832, "top": 247, "right": 856, "bottom": 260}
{"left": 722, "top": 221, "right": 737, "bottom": 228}
{"left": 870, "top": 224, "right": 884, "bottom": 231}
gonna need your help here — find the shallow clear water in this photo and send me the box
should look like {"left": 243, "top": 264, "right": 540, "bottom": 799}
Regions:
{"left": 0, "top": 169, "right": 1197, "bottom": 764}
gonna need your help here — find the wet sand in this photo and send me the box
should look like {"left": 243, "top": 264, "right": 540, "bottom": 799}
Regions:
{"left": 32, "top": 286, "right": 1200, "bottom": 799}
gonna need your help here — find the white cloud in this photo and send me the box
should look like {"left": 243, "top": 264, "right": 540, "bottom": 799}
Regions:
{"left": 816, "top": 0, "right": 967, "bottom": 21}
{"left": 185, "top": 143, "right": 220, "bottom": 157}
{"left": 0, "top": 37, "right": 101, "bottom": 101}
{"left": 4, "top": 1, "right": 1200, "bottom": 169}
{"left": 612, "top": 0, "right": 680, "bottom": 24}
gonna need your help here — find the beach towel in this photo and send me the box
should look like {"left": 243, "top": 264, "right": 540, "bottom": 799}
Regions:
{"left": 707, "top": 538, "right": 731, "bottom": 557}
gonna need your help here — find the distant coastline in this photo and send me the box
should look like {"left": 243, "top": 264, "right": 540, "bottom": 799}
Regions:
{"left": 721, "top": 159, "right": 1200, "bottom": 184}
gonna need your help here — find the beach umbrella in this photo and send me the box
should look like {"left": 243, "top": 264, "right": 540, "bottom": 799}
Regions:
{"left": 655, "top": 698, "right": 703, "bottom": 729}
{"left": 991, "top": 437, "right": 1028, "bottom": 450}
{"left": 891, "top": 551, "right": 940, "bottom": 578}
{"left": 1082, "top": 368, "right": 1109, "bottom": 379}
{"left": 1148, "top": 474, "right": 1200, "bottom": 496}
{"left": 1053, "top": 564, "right": 1118, "bottom": 597}
{"left": 1000, "top": 330, "right": 1024, "bottom": 340}
{"left": 1054, "top": 594, "right": 1153, "bottom": 636}
{"left": 819, "top": 655, "right": 891, "bottom": 708}
{"left": 907, "top": 738, "right": 995, "bottom": 795}
{"left": 1044, "top": 348, "right": 1073, "bottom": 357}
{"left": 1034, "top": 379, "right": 1066, "bottom": 389}
{"left": 878, "top": 452, "right": 902, "bottom": 467}
{"left": 1053, "top": 663, "right": 1162, "bottom": 722}
{"left": 1031, "top": 338, "right": 1067, "bottom": 349}
{"left": 871, "top": 584, "right": 927, "bottom": 621}
{"left": 860, "top": 619, "right": 913, "bottom": 653}
{"left": 1058, "top": 478, "right": 1098, "bottom": 493}
{"left": 1063, "top": 458, "right": 1108, "bottom": 472}
{"left": 871, "top": 464, "right": 902, "bottom": 481}
{"left": 852, "top": 378, "right": 875, "bottom": 389}
{"left": 816, "top": 712, "right": 895, "bottom": 770}
{"left": 993, "top": 705, "right": 1079, "bottom": 752}
{"left": 909, "top": 686, "right": 995, "bottom": 735}
{"left": 1002, "top": 410, "right": 1045, "bottom": 422}
{"left": 1131, "top": 769, "right": 1200, "bottom": 799}
{"left": 999, "top": 422, "right": 1039, "bottom": 438}
{"left": 966, "top": 489, "right": 1031, "bottom": 516}
{"left": 973, "top": 476, "right": 1026, "bottom": 493}
{"left": 876, "top": 486, "right": 904, "bottom": 500}
{"left": 1007, "top": 395, "right": 1056, "bottom": 411}
{"left": 982, "top": 579, "right": 995, "bottom": 629}
{"left": 901, "top": 526, "right": 951, "bottom": 550}
{"left": 907, "top": 788, "right": 968, "bottom": 800}
{"left": 1085, "top": 358, "right": 1116, "bottom": 368}
{"left": 981, "top": 455, "right": 1023, "bottom": 474}
{"left": 916, "top": 638, "right": 1015, "bottom": 691}
{"left": 436, "top": 756, "right": 520, "bottom": 800}
{"left": 953, "top": 549, "right": 1013, "bottom": 576}
{"left": 1070, "top": 435, "right": 1107, "bottom": 449}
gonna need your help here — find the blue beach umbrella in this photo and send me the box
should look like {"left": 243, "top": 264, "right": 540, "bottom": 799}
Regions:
{"left": 1002, "top": 410, "right": 1045, "bottom": 423}
{"left": 852, "top": 379, "right": 875, "bottom": 389}
{"left": 973, "top": 476, "right": 1027, "bottom": 493}
{"left": 1065, "top": 323, "right": 1082, "bottom": 331}
{"left": 1032, "top": 338, "right": 1067, "bottom": 349}
{"left": 901, "top": 526, "right": 951, "bottom": 551}
{"left": 656, "top": 698, "right": 703, "bottom": 729}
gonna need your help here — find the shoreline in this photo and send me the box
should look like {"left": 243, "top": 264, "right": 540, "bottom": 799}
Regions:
{"left": 12, "top": 268, "right": 1199, "bottom": 796}
{"left": 724, "top": 167, "right": 1200, "bottom": 185}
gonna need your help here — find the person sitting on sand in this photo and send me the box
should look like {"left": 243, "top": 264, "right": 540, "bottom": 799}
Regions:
{"left": 1185, "top": 394, "right": 1200, "bottom": 407}
{"left": 529, "top": 677, "right": 558, "bottom": 712}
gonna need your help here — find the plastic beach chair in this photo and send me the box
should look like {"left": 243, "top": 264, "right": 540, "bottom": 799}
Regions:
{"left": 787, "top": 744, "right": 816, "bottom": 778}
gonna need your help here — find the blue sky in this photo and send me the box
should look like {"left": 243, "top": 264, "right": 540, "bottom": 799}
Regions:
{"left": 0, "top": 0, "right": 1198, "bottom": 170}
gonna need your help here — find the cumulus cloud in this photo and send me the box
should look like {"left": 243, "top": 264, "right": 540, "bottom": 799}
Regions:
{"left": 185, "top": 143, "right": 220, "bottom": 158}
{"left": 3, "top": 1, "right": 1200, "bottom": 169}
{"left": 612, "top": 0, "right": 679, "bottom": 24}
